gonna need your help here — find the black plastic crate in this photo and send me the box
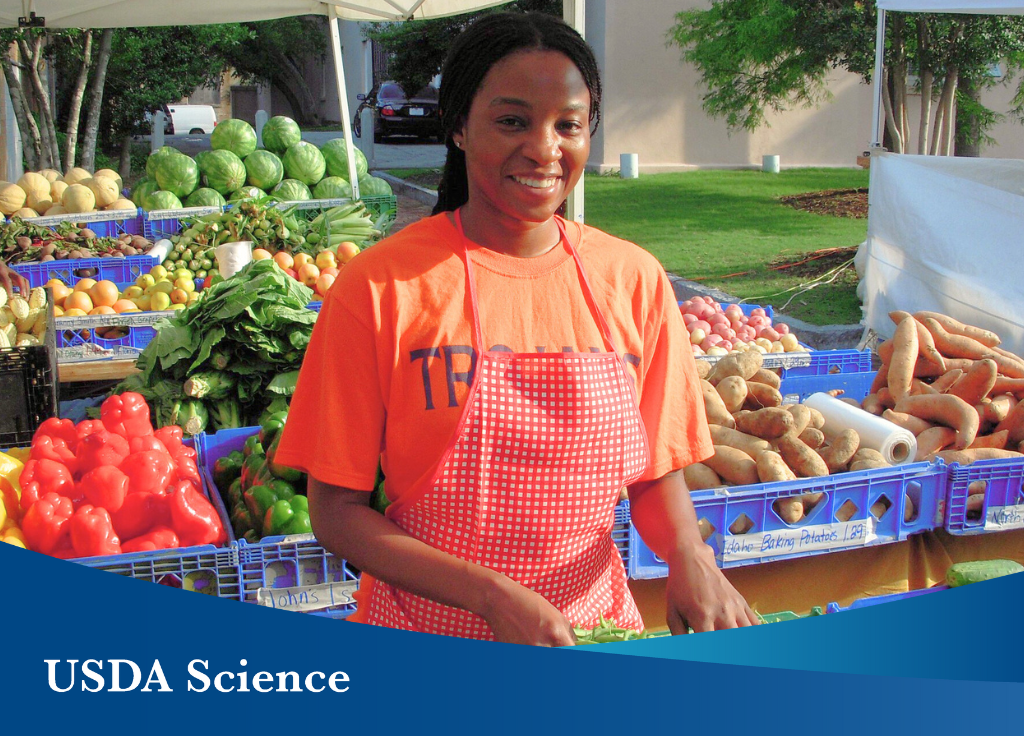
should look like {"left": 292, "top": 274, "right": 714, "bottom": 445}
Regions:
{"left": 0, "top": 346, "right": 58, "bottom": 446}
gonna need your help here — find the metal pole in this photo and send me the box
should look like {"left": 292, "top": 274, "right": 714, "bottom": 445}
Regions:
{"left": 870, "top": 9, "right": 886, "bottom": 150}
{"left": 328, "top": 5, "right": 360, "bottom": 200}
{"left": 563, "top": 0, "right": 585, "bottom": 224}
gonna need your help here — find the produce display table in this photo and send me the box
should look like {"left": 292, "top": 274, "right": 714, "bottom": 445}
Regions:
{"left": 630, "top": 528, "right": 1024, "bottom": 630}
{"left": 57, "top": 359, "right": 139, "bottom": 383}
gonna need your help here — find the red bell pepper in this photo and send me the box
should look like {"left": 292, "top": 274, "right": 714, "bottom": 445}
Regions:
{"left": 119, "top": 450, "right": 176, "bottom": 495}
{"left": 76, "top": 465, "right": 130, "bottom": 513}
{"left": 33, "top": 417, "right": 79, "bottom": 453}
{"left": 21, "top": 492, "right": 74, "bottom": 554}
{"left": 100, "top": 392, "right": 154, "bottom": 440}
{"left": 29, "top": 435, "right": 79, "bottom": 477}
{"left": 152, "top": 426, "right": 202, "bottom": 488}
{"left": 121, "top": 526, "right": 179, "bottom": 553}
{"left": 19, "top": 458, "right": 75, "bottom": 511}
{"left": 167, "top": 480, "right": 226, "bottom": 547}
{"left": 111, "top": 491, "right": 170, "bottom": 540}
{"left": 129, "top": 434, "right": 167, "bottom": 455}
{"left": 75, "top": 431, "right": 130, "bottom": 476}
{"left": 75, "top": 419, "right": 109, "bottom": 444}
{"left": 154, "top": 425, "right": 185, "bottom": 456}
{"left": 69, "top": 504, "right": 122, "bottom": 558}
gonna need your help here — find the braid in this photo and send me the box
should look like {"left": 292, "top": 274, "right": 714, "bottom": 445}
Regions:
{"left": 432, "top": 11, "right": 603, "bottom": 215}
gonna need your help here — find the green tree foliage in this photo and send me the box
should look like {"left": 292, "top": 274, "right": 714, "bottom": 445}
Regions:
{"left": 666, "top": 1, "right": 1024, "bottom": 155}
{"left": 364, "top": 0, "right": 561, "bottom": 99}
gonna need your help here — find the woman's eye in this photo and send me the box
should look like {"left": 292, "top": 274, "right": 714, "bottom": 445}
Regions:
{"left": 497, "top": 117, "right": 524, "bottom": 128}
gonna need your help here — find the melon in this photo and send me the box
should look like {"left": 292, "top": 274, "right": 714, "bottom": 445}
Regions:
{"left": 39, "top": 168, "right": 61, "bottom": 183}
{"left": 46, "top": 204, "right": 68, "bottom": 215}
{"left": 84, "top": 175, "right": 120, "bottom": 208}
{"left": 50, "top": 180, "right": 68, "bottom": 203}
{"left": 62, "top": 183, "right": 96, "bottom": 213}
{"left": 12, "top": 207, "right": 39, "bottom": 219}
{"left": 17, "top": 172, "right": 50, "bottom": 200}
{"left": 94, "top": 168, "right": 123, "bottom": 190}
{"left": 26, "top": 190, "right": 53, "bottom": 214}
{"left": 0, "top": 182, "right": 27, "bottom": 215}
{"left": 63, "top": 167, "right": 92, "bottom": 186}
{"left": 106, "top": 197, "right": 136, "bottom": 211}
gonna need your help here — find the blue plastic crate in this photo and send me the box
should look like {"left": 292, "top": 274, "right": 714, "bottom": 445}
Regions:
{"left": 678, "top": 300, "right": 774, "bottom": 322}
{"left": 23, "top": 208, "right": 143, "bottom": 238}
{"left": 54, "top": 312, "right": 168, "bottom": 363}
{"left": 779, "top": 369, "right": 877, "bottom": 404}
{"left": 142, "top": 206, "right": 223, "bottom": 241}
{"left": 779, "top": 348, "right": 873, "bottom": 379}
{"left": 824, "top": 585, "right": 949, "bottom": 613}
{"left": 624, "top": 461, "right": 946, "bottom": 578}
{"left": 945, "top": 457, "right": 1024, "bottom": 536}
{"left": 13, "top": 253, "right": 159, "bottom": 289}
{"left": 611, "top": 500, "right": 630, "bottom": 568}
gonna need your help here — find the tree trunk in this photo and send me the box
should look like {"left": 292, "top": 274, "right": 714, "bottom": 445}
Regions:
{"left": 916, "top": 20, "right": 932, "bottom": 155}
{"left": 955, "top": 81, "right": 982, "bottom": 157}
{"left": 18, "top": 35, "right": 61, "bottom": 171}
{"left": 275, "top": 50, "right": 322, "bottom": 125}
{"left": 117, "top": 135, "right": 132, "bottom": 180}
{"left": 931, "top": 66, "right": 958, "bottom": 156}
{"left": 80, "top": 28, "right": 114, "bottom": 171}
{"left": 1, "top": 51, "right": 41, "bottom": 171}
{"left": 882, "top": 68, "right": 904, "bottom": 153}
{"left": 62, "top": 29, "right": 93, "bottom": 171}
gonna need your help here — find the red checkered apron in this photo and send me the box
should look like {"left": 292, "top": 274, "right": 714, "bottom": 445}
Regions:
{"left": 362, "top": 211, "right": 650, "bottom": 639}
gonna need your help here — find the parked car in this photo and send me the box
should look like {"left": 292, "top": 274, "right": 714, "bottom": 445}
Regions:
{"left": 354, "top": 81, "right": 443, "bottom": 143}
{"left": 166, "top": 104, "right": 218, "bottom": 135}
{"left": 143, "top": 105, "right": 174, "bottom": 135}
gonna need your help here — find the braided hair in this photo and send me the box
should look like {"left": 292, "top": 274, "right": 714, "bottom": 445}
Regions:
{"left": 432, "top": 11, "right": 602, "bottom": 215}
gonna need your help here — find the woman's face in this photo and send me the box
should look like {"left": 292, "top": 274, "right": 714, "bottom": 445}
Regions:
{"left": 453, "top": 49, "right": 591, "bottom": 228}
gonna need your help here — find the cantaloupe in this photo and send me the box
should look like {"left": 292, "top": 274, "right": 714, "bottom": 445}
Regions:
{"left": 12, "top": 207, "right": 39, "bottom": 219}
{"left": 17, "top": 171, "right": 50, "bottom": 198}
{"left": 39, "top": 168, "right": 61, "bottom": 183}
{"left": 94, "top": 168, "right": 123, "bottom": 190}
{"left": 84, "top": 175, "right": 119, "bottom": 208}
{"left": 63, "top": 167, "right": 92, "bottom": 186}
{"left": 46, "top": 204, "right": 68, "bottom": 215}
{"left": 62, "top": 183, "right": 95, "bottom": 213}
{"left": 50, "top": 179, "right": 68, "bottom": 203}
{"left": 106, "top": 197, "right": 136, "bottom": 211}
{"left": 0, "top": 181, "right": 27, "bottom": 215}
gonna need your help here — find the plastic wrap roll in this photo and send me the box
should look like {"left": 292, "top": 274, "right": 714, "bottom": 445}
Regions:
{"left": 803, "top": 392, "right": 917, "bottom": 465}
{"left": 147, "top": 239, "right": 172, "bottom": 264}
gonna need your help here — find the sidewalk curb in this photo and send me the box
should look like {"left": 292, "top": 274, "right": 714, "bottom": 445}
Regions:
{"left": 374, "top": 171, "right": 439, "bottom": 208}
{"left": 668, "top": 274, "right": 866, "bottom": 351}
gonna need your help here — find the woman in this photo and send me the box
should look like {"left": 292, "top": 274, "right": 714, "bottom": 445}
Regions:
{"left": 275, "top": 11, "right": 757, "bottom": 645}
{"left": 0, "top": 261, "right": 28, "bottom": 297}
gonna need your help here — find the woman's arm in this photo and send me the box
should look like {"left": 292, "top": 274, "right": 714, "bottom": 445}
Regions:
{"left": 628, "top": 470, "right": 759, "bottom": 633}
{"left": 0, "top": 261, "right": 28, "bottom": 297}
{"left": 308, "top": 476, "right": 577, "bottom": 646}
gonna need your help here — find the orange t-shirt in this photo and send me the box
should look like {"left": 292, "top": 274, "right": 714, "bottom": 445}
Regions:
{"left": 275, "top": 213, "right": 712, "bottom": 499}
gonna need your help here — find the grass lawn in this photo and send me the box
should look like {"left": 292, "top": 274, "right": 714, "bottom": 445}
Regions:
{"left": 584, "top": 169, "right": 869, "bottom": 326}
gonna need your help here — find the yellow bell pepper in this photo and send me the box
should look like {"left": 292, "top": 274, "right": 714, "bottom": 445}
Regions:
{"left": 2, "top": 447, "right": 29, "bottom": 464}
{"left": 0, "top": 451, "right": 24, "bottom": 523}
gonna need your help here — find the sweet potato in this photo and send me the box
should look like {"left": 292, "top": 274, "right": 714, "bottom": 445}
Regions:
{"left": 709, "top": 351, "right": 763, "bottom": 386}
{"left": 877, "top": 338, "right": 895, "bottom": 365}
{"left": 914, "top": 426, "right": 957, "bottom": 461}
{"left": 773, "top": 495, "right": 805, "bottom": 524}
{"left": 869, "top": 367, "right": 889, "bottom": 396}
{"left": 977, "top": 394, "right": 1016, "bottom": 425}
{"left": 922, "top": 318, "right": 993, "bottom": 361}
{"left": 785, "top": 404, "right": 813, "bottom": 437}
{"left": 777, "top": 434, "right": 829, "bottom": 478}
{"left": 701, "top": 379, "right": 735, "bottom": 428}
{"left": 981, "top": 352, "right": 1024, "bottom": 380}
{"left": 798, "top": 426, "right": 826, "bottom": 449}
{"left": 946, "top": 358, "right": 998, "bottom": 405}
{"left": 990, "top": 377, "right": 1024, "bottom": 398}
{"left": 887, "top": 316, "right": 919, "bottom": 402}
{"left": 703, "top": 445, "right": 760, "bottom": 486}
{"left": 930, "top": 368, "right": 964, "bottom": 394}
{"left": 935, "top": 448, "right": 1024, "bottom": 465}
{"left": 994, "top": 400, "right": 1024, "bottom": 446}
{"left": 743, "top": 381, "right": 783, "bottom": 410}
{"left": 968, "top": 429, "right": 1009, "bottom": 450}
{"left": 849, "top": 448, "right": 891, "bottom": 471}
{"left": 914, "top": 311, "right": 1000, "bottom": 347}
{"left": 894, "top": 393, "right": 980, "bottom": 450}
{"left": 881, "top": 409, "right": 935, "bottom": 436}
{"left": 715, "top": 375, "right": 749, "bottom": 414}
{"left": 734, "top": 407, "right": 795, "bottom": 440}
{"left": 708, "top": 424, "right": 772, "bottom": 460}
{"left": 757, "top": 450, "right": 797, "bottom": 483}
{"left": 817, "top": 428, "right": 860, "bottom": 473}
{"left": 749, "top": 367, "right": 781, "bottom": 389}
{"left": 861, "top": 393, "right": 885, "bottom": 416}
{"left": 683, "top": 462, "right": 724, "bottom": 491}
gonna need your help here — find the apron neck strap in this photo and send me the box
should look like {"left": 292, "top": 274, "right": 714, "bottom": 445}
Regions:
{"left": 454, "top": 208, "right": 620, "bottom": 355}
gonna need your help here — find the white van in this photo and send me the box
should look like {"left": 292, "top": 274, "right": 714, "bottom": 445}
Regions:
{"left": 166, "top": 105, "right": 218, "bottom": 135}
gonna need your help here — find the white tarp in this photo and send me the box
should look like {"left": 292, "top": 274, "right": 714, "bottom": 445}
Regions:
{"left": 876, "top": 0, "right": 1024, "bottom": 12}
{"left": 857, "top": 152, "right": 1024, "bottom": 354}
{"left": 0, "top": 0, "right": 511, "bottom": 27}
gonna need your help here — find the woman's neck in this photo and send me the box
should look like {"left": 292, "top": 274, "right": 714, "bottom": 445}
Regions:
{"left": 455, "top": 204, "right": 562, "bottom": 259}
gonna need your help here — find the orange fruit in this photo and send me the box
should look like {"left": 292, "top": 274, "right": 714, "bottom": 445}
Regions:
{"left": 61, "top": 307, "right": 88, "bottom": 317}
{"left": 169, "top": 288, "right": 189, "bottom": 305}
{"left": 273, "top": 251, "right": 294, "bottom": 271}
{"left": 336, "top": 241, "right": 360, "bottom": 265}
{"left": 45, "top": 278, "right": 70, "bottom": 306}
{"left": 89, "top": 279, "right": 119, "bottom": 308}
{"left": 252, "top": 248, "right": 273, "bottom": 261}
{"left": 64, "top": 291, "right": 94, "bottom": 313}
{"left": 88, "top": 305, "right": 116, "bottom": 315}
{"left": 74, "top": 277, "right": 97, "bottom": 294}
{"left": 112, "top": 299, "right": 139, "bottom": 313}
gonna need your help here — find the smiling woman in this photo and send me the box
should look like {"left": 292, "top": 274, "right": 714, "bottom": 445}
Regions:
{"left": 274, "top": 11, "right": 758, "bottom": 646}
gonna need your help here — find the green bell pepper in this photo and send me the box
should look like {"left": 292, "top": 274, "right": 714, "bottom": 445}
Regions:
{"left": 213, "top": 450, "right": 245, "bottom": 491}
{"left": 244, "top": 478, "right": 297, "bottom": 528}
{"left": 240, "top": 451, "right": 266, "bottom": 491}
{"left": 263, "top": 495, "right": 311, "bottom": 536}
{"left": 258, "top": 411, "right": 289, "bottom": 448}
{"left": 243, "top": 434, "right": 264, "bottom": 459}
{"left": 265, "top": 435, "right": 303, "bottom": 484}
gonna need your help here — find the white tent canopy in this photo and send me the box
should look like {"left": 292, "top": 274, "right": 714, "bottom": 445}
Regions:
{"left": 876, "top": 0, "right": 1024, "bottom": 12}
{"left": 0, "top": 0, "right": 513, "bottom": 198}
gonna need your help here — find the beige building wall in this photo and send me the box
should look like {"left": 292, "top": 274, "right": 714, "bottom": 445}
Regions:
{"left": 586, "top": 0, "right": 1024, "bottom": 172}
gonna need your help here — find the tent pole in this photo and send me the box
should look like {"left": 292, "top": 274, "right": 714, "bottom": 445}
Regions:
{"left": 870, "top": 8, "right": 886, "bottom": 150}
{"left": 328, "top": 4, "right": 360, "bottom": 200}
{"left": 563, "top": 0, "right": 584, "bottom": 224}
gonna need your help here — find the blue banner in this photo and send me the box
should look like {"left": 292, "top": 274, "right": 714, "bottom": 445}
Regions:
{"left": 2, "top": 542, "right": 1021, "bottom": 734}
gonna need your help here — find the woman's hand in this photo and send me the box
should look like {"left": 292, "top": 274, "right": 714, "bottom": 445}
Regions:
{"left": 0, "top": 261, "right": 28, "bottom": 298}
{"left": 664, "top": 543, "right": 759, "bottom": 634}
{"left": 480, "top": 575, "right": 577, "bottom": 647}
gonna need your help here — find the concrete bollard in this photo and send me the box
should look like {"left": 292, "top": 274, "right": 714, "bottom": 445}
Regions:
{"left": 620, "top": 153, "right": 639, "bottom": 179}
{"left": 151, "top": 111, "right": 166, "bottom": 151}
{"left": 762, "top": 154, "right": 781, "bottom": 174}
{"left": 255, "top": 110, "right": 268, "bottom": 149}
